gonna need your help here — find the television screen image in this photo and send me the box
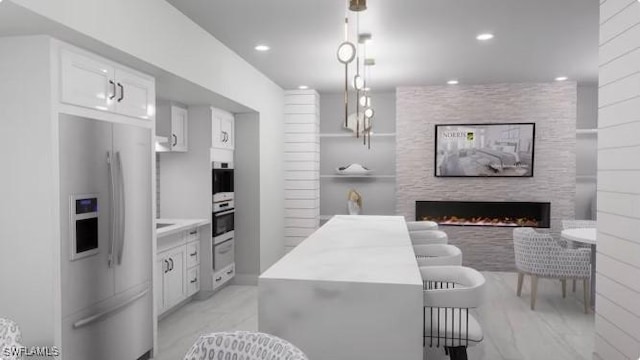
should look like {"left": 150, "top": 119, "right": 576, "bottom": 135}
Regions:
{"left": 435, "top": 123, "right": 535, "bottom": 177}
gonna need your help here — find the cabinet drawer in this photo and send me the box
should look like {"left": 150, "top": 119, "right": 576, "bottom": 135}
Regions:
{"left": 213, "top": 264, "right": 234, "bottom": 290}
{"left": 186, "top": 241, "right": 200, "bottom": 268}
{"left": 186, "top": 267, "right": 199, "bottom": 297}
{"left": 186, "top": 227, "right": 200, "bottom": 242}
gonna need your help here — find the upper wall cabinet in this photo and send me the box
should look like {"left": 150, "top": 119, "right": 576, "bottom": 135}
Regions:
{"left": 156, "top": 103, "right": 188, "bottom": 152}
{"left": 211, "top": 107, "right": 234, "bottom": 150}
{"left": 60, "top": 48, "right": 155, "bottom": 120}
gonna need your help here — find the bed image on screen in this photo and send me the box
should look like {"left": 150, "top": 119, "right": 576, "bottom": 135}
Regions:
{"left": 435, "top": 123, "right": 535, "bottom": 177}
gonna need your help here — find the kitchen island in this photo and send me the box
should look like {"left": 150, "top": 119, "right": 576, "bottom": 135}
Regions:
{"left": 259, "top": 215, "right": 423, "bottom": 360}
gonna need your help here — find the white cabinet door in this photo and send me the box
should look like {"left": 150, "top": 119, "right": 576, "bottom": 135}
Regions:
{"left": 163, "top": 247, "right": 185, "bottom": 309}
{"left": 60, "top": 49, "right": 115, "bottom": 112}
{"left": 170, "top": 106, "right": 188, "bottom": 152}
{"left": 114, "top": 68, "right": 155, "bottom": 120}
{"left": 220, "top": 115, "right": 234, "bottom": 150}
{"left": 211, "top": 108, "right": 234, "bottom": 150}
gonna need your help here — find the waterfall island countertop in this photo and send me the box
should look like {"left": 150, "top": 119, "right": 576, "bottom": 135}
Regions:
{"left": 259, "top": 215, "right": 423, "bottom": 360}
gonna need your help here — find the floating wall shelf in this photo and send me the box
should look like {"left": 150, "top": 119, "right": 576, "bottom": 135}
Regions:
{"left": 320, "top": 132, "right": 396, "bottom": 138}
{"left": 576, "top": 129, "right": 597, "bottom": 135}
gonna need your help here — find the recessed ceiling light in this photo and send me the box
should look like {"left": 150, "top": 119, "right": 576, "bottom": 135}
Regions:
{"left": 476, "top": 33, "right": 494, "bottom": 41}
{"left": 555, "top": 76, "right": 568, "bottom": 81}
{"left": 298, "top": 85, "right": 309, "bottom": 90}
{"left": 447, "top": 80, "right": 459, "bottom": 85}
{"left": 254, "top": 44, "right": 270, "bottom": 52}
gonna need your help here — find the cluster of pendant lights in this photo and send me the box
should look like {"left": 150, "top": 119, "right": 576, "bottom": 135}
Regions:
{"left": 337, "top": 0, "right": 374, "bottom": 149}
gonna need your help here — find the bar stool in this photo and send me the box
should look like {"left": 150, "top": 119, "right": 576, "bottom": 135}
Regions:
{"left": 410, "top": 230, "right": 448, "bottom": 245}
{"left": 420, "top": 266, "right": 486, "bottom": 360}
{"left": 413, "top": 244, "right": 462, "bottom": 266}
{"left": 406, "top": 220, "right": 438, "bottom": 232}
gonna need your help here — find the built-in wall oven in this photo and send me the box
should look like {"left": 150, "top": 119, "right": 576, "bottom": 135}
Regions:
{"left": 212, "top": 200, "right": 234, "bottom": 271}
{"left": 212, "top": 161, "right": 234, "bottom": 203}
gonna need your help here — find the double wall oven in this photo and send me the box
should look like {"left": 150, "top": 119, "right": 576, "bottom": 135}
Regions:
{"left": 212, "top": 161, "right": 234, "bottom": 271}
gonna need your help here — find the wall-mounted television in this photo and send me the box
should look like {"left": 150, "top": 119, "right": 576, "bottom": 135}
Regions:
{"left": 435, "top": 123, "right": 535, "bottom": 177}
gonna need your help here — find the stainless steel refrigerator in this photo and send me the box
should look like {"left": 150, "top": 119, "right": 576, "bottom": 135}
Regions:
{"left": 58, "top": 114, "right": 152, "bottom": 360}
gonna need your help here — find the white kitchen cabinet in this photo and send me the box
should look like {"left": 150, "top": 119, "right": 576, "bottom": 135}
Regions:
{"left": 156, "top": 225, "right": 202, "bottom": 316}
{"left": 159, "top": 247, "right": 185, "bottom": 311}
{"left": 60, "top": 48, "right": 155, "bottom": 120}
{"left": 60, "top": 49, "right": 115, "bottom": 112}
{"left": 114, "top": 68, "right": 155, "bottom": 120}
{"left": 211, "top": 107, "right": 234, "bottom": 150}
{"left": 157, "top": 103, "right": 188, "bottom": 152}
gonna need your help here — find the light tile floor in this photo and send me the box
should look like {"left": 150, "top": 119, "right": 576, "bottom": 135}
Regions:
{"left": 154, "top": 272, "right": 594, "bottom": 360}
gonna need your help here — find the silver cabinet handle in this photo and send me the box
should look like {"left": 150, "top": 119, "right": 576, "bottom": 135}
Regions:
{"left": 189, "top": 230, "right": 198, "bottom": 235}
{"left": 163, "top": 259, "right": 169, "bottom": 273}
{"left": 168, "top": 258, "right": 174, "bottom": 271}
{"left": 116, "top": 152, "right": 126, "bottom": 265}
{"left": 190, "top": 277, "right": 198, "bottom": 284}
{"left": 190, "top": 251, "right": 198, "bottom": 257}
{"left": 73, "top": 288, "right": 148, "bottom": 329}
{"left": 226, "top": 269, "right": 233, "bottom": 275}
{"left": 107, "top": 152, "right": 115, "bottom": 268}
{"left": 215, "top": 276, "right": 222, "bottom": 282}
{"left": 117, "top": 83, "right": 124, "bottom": 102}
{"left": 109, "top": 80, "right": 116, "bottom": 100}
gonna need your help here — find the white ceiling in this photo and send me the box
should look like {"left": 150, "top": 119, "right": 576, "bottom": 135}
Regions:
{"left": 166, "top": 0, "right": 599, "bottom": 92}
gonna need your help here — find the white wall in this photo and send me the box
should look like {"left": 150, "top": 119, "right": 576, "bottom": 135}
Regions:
{"left": 594, "top": 1, "right": 640, "bottom": 359}
{"left": 234, "top": 113, "right": 261, "bottom": 282}
{"left": 576, "top": 84, "right": 598, "bottom": 220}
{"left": 8, "top": 0, "right": 286, "bottom": 271}
{"left": 319, "top": 92, "right": 397, "bottom": 218}
{"left": 0, "top": 36, "right": 58, "bottom": 347}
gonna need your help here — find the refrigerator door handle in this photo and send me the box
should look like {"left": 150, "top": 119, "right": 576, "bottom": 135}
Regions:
{"left": 116, "top": 151, "right": 126, "bottom": 265}
{"left": 72, "top": 288, "right": 149, "bottom": 329}
{"left": 107, "top": 151, "right": 116, "bottom": 268}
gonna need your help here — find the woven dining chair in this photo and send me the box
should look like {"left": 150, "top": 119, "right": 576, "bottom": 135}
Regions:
{"left": 513, "top": 227, "right": 591, "bottom": 313}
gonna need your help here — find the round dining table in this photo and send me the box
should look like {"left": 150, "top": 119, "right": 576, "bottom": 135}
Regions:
{"left": 561, "top": 228, "right": 597, "bottom": 306}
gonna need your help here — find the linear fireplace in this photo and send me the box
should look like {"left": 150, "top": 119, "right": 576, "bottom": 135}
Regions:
{"left": 416, "top": 201, "right": 551, "bottom": 228}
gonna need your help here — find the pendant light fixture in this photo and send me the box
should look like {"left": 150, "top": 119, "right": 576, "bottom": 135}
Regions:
{"left": 337, "top": 17, "right": 356, "bottom": 128}
{"left": 337, "top": 0, "right": 375, "bottom": 149}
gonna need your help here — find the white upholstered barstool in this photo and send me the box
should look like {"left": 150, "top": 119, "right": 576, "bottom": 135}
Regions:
{"left": 410, "top": 230, "right": 448, "bottom": 245}
{"left": 406, "top": 220, "right": 438, "bottom": 232}
{"left": 184, "top": 331, "right": 309, "bottom": 360}
{"left": 420, "top": 266, "right": 486, "bottom": 360}
{"left": 413, "top": 244, "right": 462, "bottom": 266}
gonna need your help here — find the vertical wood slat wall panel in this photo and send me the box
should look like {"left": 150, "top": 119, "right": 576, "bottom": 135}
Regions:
{"left": 284, "top": 90, "right": 320, "bottom": 248}
{"left": 596, "top": 1, "right": 640, "bottom": 359}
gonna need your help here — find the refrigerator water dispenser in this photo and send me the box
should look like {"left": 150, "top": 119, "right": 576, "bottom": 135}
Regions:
{"left": 70, "top": 195, "right": 99, "bottom": 260}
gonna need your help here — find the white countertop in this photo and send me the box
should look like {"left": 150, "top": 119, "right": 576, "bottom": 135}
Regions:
{"left": 561, "top": 228, "right": 597, "bottom": 245}
{"left": 260, "top": 215, "right": 422, "bottom": 285}
{"left": 156, "top": 218, "right": 209, "bottom": 237}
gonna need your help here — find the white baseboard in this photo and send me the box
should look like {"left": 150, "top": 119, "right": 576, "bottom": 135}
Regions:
{"left": 232, "top": 274, "right": 258, "bottom": 286}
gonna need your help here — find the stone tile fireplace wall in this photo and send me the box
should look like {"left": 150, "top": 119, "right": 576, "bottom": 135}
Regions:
{"left": 396, "top": 83, "right": 576, "bottom": 271}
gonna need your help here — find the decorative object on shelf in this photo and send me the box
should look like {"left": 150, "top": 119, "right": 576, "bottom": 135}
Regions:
{"left": 336, "top": 0, "right": 375, "bottom": 149}
{"left": 347, "top": 189, "right": 362, "bottom": 215}
{"left": 335, "top": 163, "right": 372, "bottom": 175}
